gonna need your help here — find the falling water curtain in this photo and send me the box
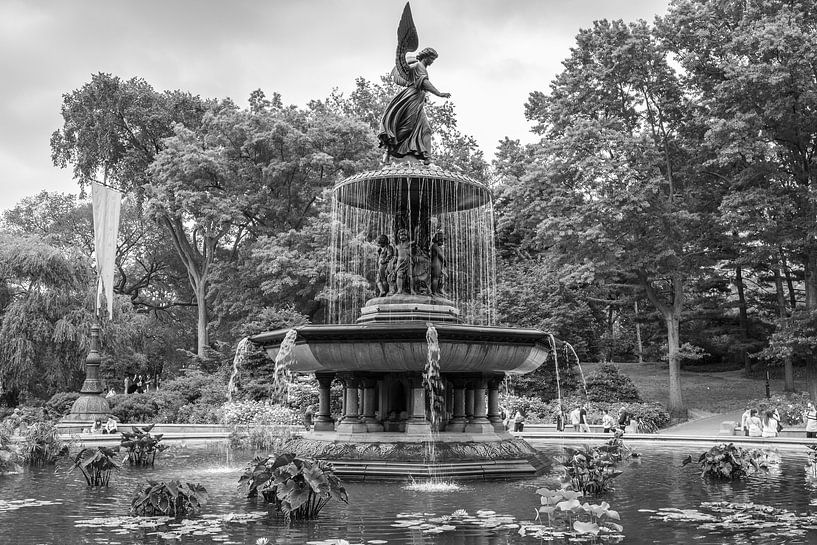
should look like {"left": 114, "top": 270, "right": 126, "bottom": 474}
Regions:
{"left": 91, "top": 182, "right": 122, "bottom": 319}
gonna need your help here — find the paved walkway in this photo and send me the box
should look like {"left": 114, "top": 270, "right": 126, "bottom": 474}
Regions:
{"left": 658, "top": 409, "right": 744, "bottom": 436}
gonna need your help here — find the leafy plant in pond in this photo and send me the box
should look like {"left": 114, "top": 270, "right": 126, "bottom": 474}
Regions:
{"left": 72, "top": 446, "right": 120, "bottom": 486}
{"left": 21, "top": 421, "right": 67, "bottom": 466}
{"left": 239, "top": 453, "right": 348, "bottom": 522}
{"left": 0, "top": 426, "right": 22, "bottom": 474}
{"left": 597, "top": 429, "right": 638, "bottom": 462}
{"left": 556, "top": 444, "right": 623, "bottom": 495}
{"left": 531, "top": 487, "right": 623, "bottom": 538}
{"left": 696, "top": 443, "right": 769, "bottom": 480}
{"left": 120, "top": 424, "right": 168, "bottom": 466}
{"left": 130, "top": 479, "right": 209, "bottom": 517}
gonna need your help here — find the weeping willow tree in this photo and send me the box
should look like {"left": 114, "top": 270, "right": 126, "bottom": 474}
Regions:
{"left": 0, "top": 233, "right": 94, "bottom": 403}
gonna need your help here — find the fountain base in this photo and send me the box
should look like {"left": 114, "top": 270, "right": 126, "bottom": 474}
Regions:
{"left": 281, "top": 434, "right": 549, "bottom": 480}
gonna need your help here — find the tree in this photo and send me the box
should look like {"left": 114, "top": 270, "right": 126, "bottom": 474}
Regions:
{"left": 500, "top": 19, "right": 717, "bottom": 418}
{"left": 661, "top": 0, "right": 817, "bottom": 396}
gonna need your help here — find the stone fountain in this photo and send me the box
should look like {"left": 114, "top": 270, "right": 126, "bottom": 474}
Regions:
{"left": 250, "top": 3, "right": 550, "bottom": 480}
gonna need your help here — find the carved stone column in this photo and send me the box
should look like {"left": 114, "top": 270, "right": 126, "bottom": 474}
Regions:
{"left": 362, "top": 377, "right": 383, "bottom": 432}
{"left": 446, "top": 378, "right": 467, "bottom": 432}
{"left": 487, "top": 375, "right": 505, "bottom": 433}
{"left": 336, "top": 374, "right": 367, "bottom": 433}
{"left": 314, "top": 372, "right": 335, "bottom": 432}
{"left": 405, "top": 374, "right": 431, "bottom": 434}
{"left": 465, "top": 377, "right": 493, "bottom": 433}
{"left": 465, "top": 383, "right": 475, "bottom": 422}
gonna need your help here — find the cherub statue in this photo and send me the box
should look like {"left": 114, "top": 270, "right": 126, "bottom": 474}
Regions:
{"left": 393, "top": 228, "right": 413, "bottom": 295}
{"left": 430, "top": 231, "right": 447, "bottom": 296}
{"left": 375, "top": 234, "right": 395, "bottom": 297}
{"left": 378, "top": 3, "right": 451, "bottom": 164}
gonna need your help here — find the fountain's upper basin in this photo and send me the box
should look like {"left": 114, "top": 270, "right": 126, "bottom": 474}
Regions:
{"left": 250, "top": 322, "right": 548, "bottom": 375}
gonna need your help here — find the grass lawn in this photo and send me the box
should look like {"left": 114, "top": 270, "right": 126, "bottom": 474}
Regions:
{"left": 580, "top": 362, "right": 801, "bottom": 414}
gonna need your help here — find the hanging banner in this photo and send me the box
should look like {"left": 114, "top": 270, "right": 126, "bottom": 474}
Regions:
{"left": 91, "top": 182, "right": 122, "bottom": 319}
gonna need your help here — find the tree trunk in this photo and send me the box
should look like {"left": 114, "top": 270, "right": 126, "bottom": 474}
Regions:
{"left": 639, "top": 270, "right": 687, "bottom": 419}
{"left": 780, "top": 248, "right": 797, "bottom": 310}
{"left": 734, "top": 266, "right": 751, "bottom": 377}
{"left": 774, "top": 267, "right": 795, "bottom": 392}
{"left": 195, "top": 280, "right": 208, "bottom": 359}
{"left": 634, "top": 300, "right": 643, "bottom": 364}
{"left": 805, "top": 249, "right": 817, "bottom": 399}
{"left": 665, "top": 311, "right": 684, "bottom": 418}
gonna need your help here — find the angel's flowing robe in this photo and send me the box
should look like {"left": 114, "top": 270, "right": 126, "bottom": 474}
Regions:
{"left": 378, "top": 61, "right": 432, "bottom": 161}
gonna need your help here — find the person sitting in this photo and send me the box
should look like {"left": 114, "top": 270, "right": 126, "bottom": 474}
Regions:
{"left": 103, "top": 416, "right": 118, "bottom": 434}
{"left": 617, "top": 407, "right": 630, "bottom": 433}
{"left": 601, "top": 409, "right": 615, "bottom": 433}
{"left": 90, "top": 419, "right": 103, "bottom": 434}
{"left": 761, "top": 410, "right": 779, "bottom": 438}
{"left": 747, "top": 409, "right": 763, "bottom": 437}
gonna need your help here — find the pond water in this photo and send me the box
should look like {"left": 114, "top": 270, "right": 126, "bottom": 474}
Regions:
{"left": 1, "top": 442, "right": 816, "bottom": 545}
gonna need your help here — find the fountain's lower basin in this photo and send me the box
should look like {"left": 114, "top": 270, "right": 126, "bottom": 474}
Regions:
{"left": 280, "top": 434, "right": 548, "bottom": 480}
{"left": 251, "top": 321, "right": 548, "bottom": 374}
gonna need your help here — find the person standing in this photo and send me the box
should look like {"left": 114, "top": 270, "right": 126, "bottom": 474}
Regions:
{"left": 513, "top": 410, "right": 525, "bottom": 432}
{"left": 617, "top": 407, "right": 630, "bottom": 433}
{"left": 601, "top": 409, "right": 615, "bottom": 433}
{"left": 569, "top": 406, "right": 581, "bottom": 432}
{"left": 740, "top": 407, "right": 752, "bottom": 437}
{"left": 579, "top": 404, "right": 590, "bottom": 433}
{"left": 555, "top": 405, "right": 565, "bottom": 432}
{"left": 805, "top": 402, "right": 817, "bottom": 439}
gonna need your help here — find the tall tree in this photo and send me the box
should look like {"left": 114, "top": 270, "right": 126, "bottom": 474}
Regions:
{"left": 661, "top": 0, "right": 817, "bottom": 396}
{"left": 501, "top": 19, "right": 717, "bottom": 417}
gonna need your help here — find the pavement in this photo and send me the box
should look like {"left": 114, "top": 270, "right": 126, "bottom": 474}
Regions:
{"left": 657, "top": 409, "right": 745, "bottom": 436}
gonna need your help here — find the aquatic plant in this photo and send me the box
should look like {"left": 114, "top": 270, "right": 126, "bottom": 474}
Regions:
{"left": 71, "top": 446, "right": 120, "bottom": 486}
{"left": 597, "top": 429, "right": 639, "bottom": 462}
{"left": 21, "top": 421, "right": 67, "bottom": 466}
{"left": 0, "top": 426, "right": 22, "bottom": 474}
{"left": 526, "top": 487, "right": 623, "bottom": 539}
{"left": 556, "top": 444, "right": 623, "bottom": 495}
{"left": 120, "top": 424, "right": 168, "bottom": 466}
{"left": 696, "top": 443, "right": 769, "bottom": 480}
{"left": 129, "top": 479, "right": 208, "bottom": 517}
{"left": 239, "top": 453, "right": 348, "bottom": 522}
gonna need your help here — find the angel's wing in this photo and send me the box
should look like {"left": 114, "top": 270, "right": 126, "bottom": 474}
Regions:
{"left": 393, "top": 3, "right": 418, "bottom": 86}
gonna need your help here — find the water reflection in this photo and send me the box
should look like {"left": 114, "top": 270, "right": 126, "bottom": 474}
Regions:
{"left": 0, "top": 442, "right": 815, "bottom": 544}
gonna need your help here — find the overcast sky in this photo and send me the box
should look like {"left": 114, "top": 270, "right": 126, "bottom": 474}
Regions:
{"left": 0, "top": 0, "right": 669, "bottom": 213}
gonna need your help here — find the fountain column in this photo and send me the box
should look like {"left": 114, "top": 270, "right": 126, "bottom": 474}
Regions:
{"left": 487, "top": 376, "right": 505, "bottom": 433}
{"left": 465, "top": 382, "right": 475, "bottom": 423}
{"left": 445, "top": 379, "right": 467, "bottom": 432}
{"left": 336, "top": 374, "right": 367, "bottom": 433}
{"left": 314, "top": 372, "right": 335, "bottom": 432}
{"left": 465, "top": 377, "right": 493, "bottom": 434}
{"left": 405, "top": 374, "right": 432, "bottom": 434}
{"left": 362, "top": 377, "right": 383, "bottom": 432}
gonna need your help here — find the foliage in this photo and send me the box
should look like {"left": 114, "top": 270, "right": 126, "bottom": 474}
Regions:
{"left": 239, "top": 453, "right": 348, "bottom": 522}
{"left": 0, "top": 426, "right": 22, "bottom": 474}
{"left": 598, "top": 430, "right": 638, "bottom": 463}
{"left": 531, "top": 488, "right": 623, "bottom": 538}
{"left": 108, "top": 394, "right": 160, "bottom": 423}
{"left": 175, "top": 403, "right": 223, "bottom": 424}
{"left": 584, "top": 364, "right": 642, "bottom": 402}
{"left": 45, "top": 392, "right": 81, "bottom": 417}
{"left": 72, "top": 446, "right": 120, "bottom": 486}
{"left": 130, "top": 479, "right": 209, "bottom": 517}
{"left": 285, "top": 380, "right": 320, "bottom": 415}
{"left": 744, "top": 392, "right": 811, "bottom": 426}
{"left": 555, "top": 444, "right": 624, "bottom": 496}
{"left": 162, "top": 369, "right": 228, "bottom": 406}
{"left": 697, "top": 443, "right": 770, "bottom": 481}
{"left": 120, "top": 424, "right": 169, "bottom": 466}
{"left": 222, "top": 401, "right": 296, "bottom": 426}
{"left": 229, "top": 425, "right": 294, "bottom": 451}
{"left": 21, "top": 421, "right": 67, "bottom": 466}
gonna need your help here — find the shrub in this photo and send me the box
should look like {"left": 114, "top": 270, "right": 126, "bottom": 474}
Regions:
{"left": 286, "top": 380, "right": 320, "bottom": 414}
{"left": 45, "top": 392, "right": 81, "bottom": 417}
{"left": 21, "top": 421, "right": 67, "bottom": 466}
{"left": 229, "top": 425, "right": 294, "bottom": 451}
{"left": 176, "top": 403, "right": 223, "bottom": 424}
{"left": 239, "top": 453, "right": 348, "bottom": 522}
{"left": 108, "top": 394, "right": 159, "bottom": 423}
{"left": 120, "top": 424, "right": 168, "bottom": 466}
{"left": 222, "top": 401, "right": 296, "bottom": 426}
{"left": 745, "top": 392, "right": 811, "bottom": 426}
{"left": 162, "top": 370, "right": 227, "bottom": 406}
{"left": 130, "top": 480, "right": 208, "bottom": 517}
{"left": 584, "top": 364, "right": 641, "bottom": 402}
{"left": 72, "top": 447, "right": 120, "bottom": 486}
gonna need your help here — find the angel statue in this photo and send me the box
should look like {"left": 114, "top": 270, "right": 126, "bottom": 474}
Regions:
{"left": 378, "top": 3, "right": 451, "bottom": 164}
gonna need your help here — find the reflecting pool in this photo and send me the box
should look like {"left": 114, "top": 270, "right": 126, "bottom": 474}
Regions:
{"left": 0, "top": 442, "right": 815, "bottom": 544}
